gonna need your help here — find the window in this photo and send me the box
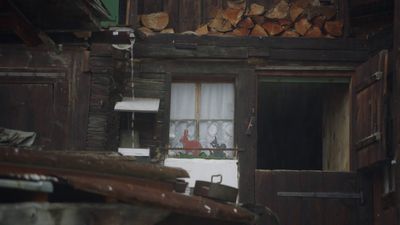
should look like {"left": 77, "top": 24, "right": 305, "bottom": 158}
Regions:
{"left": 169, "top": 82, "right": 235, "bottom": 159}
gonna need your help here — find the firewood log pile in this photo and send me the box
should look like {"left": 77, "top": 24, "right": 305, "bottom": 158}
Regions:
{"left": 137, "top": 0, "right": 343, "bottom": 38}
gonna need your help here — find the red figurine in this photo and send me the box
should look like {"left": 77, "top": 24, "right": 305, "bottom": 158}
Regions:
{"left": 180, "top": 129, "right": 202, "bottom": 157}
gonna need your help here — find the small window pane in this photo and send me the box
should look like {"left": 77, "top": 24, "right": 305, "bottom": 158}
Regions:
{"left": 170, "top": 83, "right": 196, "bottom": 120}
{"left": 169, "top": 120, "right": 197, "bottom": 148}
{"left": 199, "top": 121, "right": 234, "bottom": 158}
{"left": 200, "top": 83, "right": 234, "bottom": 120}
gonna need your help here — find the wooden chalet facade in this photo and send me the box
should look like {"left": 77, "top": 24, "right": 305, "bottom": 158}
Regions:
{"left": 0, "top": 0, "right": 399, "bottom": 225}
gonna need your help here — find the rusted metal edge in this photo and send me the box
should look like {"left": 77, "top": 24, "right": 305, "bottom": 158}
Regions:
{"left": 0, "top": 203, "right": 171, "bottom": 225}
{"left": 63, "top": 175, "right": 257, "bottom": 224}
{"left": 0, "top": 147, "right": 189, "bottom": 181}
{"left": 0, "top": 163, "right": 174, "bottom": 192}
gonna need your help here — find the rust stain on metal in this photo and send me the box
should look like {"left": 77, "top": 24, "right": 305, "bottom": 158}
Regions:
{"left": 0, "top": 147, "right": 189, "bottom": 181}
{"left": 63, "top": 175, "right": 256, "bottom": 223}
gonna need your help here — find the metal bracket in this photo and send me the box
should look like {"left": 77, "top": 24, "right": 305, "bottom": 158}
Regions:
{"left": 371, "top": 71, "right": 383, "bottom": 81}
{"left": 355, "top": 132, "right": 381, "bottom": 150}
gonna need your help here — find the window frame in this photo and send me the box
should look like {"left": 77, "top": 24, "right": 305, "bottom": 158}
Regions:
{"left": 168, "top": 80, "right": 236, "bottom": 158}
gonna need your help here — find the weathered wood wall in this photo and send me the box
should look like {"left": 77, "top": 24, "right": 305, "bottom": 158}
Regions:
{"left": 86, "top": 44, "right": 124, "bottom": 151}
{"left": 128, "top": 35, "right": 370, "bottom": 203}
{"left": 0, "top": 45, "right": 90, "bottom": 150}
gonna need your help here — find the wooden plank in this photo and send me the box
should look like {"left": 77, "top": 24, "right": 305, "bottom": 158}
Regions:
{"left": 352, "top": 50, "right": 388, "bottom": 169}
{"left": 237, "top": 69, "right": 257, "bottom": 203}
{"left": 163, "top": 0, "right": 179, "bottom": 32}
{"left": 133, "top": 44, "right": 248, "bottom": 59}
{"left": 268, "top": 49, "right": 368, "bottom": 62}
{"left": 127, "top": 0, "right": 139, "bottom": 27}
{"left": 202, "top": 0, "right": 223, "bottom": 23}
{"left": 179, "top": 0, "right": 202, "bottom": 32}
{"left": 67, "top": 50, "right": 91, "bottom": 150}
{"left": 394, "top": 0, "right": 400, "bottom": 223}
{"left": 139, "top": 35, "right": 369, "bottom": 50}
{"left": 142, "top": 0, "right": 163, "bottom": 14}
{"left": 255, "top": 170, "right": 359, "bottom": 225}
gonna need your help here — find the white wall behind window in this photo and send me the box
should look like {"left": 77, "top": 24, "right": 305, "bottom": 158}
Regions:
{"left": 164, "top": 158, "right": 238, "bottom": 188}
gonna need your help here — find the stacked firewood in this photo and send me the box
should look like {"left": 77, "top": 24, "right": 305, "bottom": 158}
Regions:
{"left": 137, "top": 0, "right": 343, "bottom": 38}
{"left": 137, "top": 12, "right": 175, "bottom": 37}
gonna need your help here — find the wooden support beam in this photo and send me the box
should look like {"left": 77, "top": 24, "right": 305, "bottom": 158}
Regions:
{"left": 393, "top": 0, "right": 400, "bottom": 224}
{"left": 1, "top": 1, "right": 41, "bottom": 46}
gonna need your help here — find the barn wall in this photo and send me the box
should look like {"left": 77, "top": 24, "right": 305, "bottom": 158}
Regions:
{"left": 0, "top": 45, "right": 90, "bottom": 150}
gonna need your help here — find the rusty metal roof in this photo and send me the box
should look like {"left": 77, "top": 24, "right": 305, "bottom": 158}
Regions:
{"left": 0, "top": 147, "right": 258, "bottom": 224}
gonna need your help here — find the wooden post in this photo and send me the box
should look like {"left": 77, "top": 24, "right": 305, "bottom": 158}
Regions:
{"left": 237, "top": 69, "right": 257, "bottom": 204}
{"left": 127, "top": 0, "right": 139, "bottom": 27}
{"left": 394, "top": 0, "right": 400, "bottom": 224}
{"left": 337, "top": 0, "right": 350, "bottom": 38}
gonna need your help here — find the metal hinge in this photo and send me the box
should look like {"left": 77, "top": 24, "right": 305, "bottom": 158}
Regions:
{"left": 355, "top": 132, "right": 381, "bottom": 150}
{"left": 371, "top": 71, "right": 383, "bottom": 81}
{"left": 277, "top": 191, "right": 364, "bottom": 204}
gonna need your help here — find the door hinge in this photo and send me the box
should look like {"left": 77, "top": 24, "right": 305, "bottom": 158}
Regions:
{"left": 355, "top": 132, "right": 381, "bottom": 150}
{"left": 277, "top": 191, "right": 364, "bottom": 204}
{"left": 371, "top": 71, "right": 383, "bottom": 81}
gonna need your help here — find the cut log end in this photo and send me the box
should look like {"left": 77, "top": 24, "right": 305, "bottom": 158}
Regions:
{"left": 295, "top": 17, "right": 312, "bottom": 35}
{"left": 137, "top": 27, "right": 155, "bottom": 38}
{"left": 232, "top": 27, "right": 250, "bottom": 36}
{"left": 248, "top": 3, "right": 265, "bottom": 16}
{"left": 160, "top": 28, "right": 175, "bottom": 34}
{"left": 324, "top": 20, "right": 343, "bottom": 37}
{"left": 237, "top": 17, "right": 255, "bottom": 29}
{"left": 281, "top": 30, "right": 300, "bottom": 37}
{"left": 209, "top": 16, "right": 233, "bottom": 33}
{"left": 250, "top": 24, "right": 268, "bottom": 37}
{"left": 223, "top": 8, "right": 245, "bottom": 27}
{"left": 227, "top": 0, "right": 246, "bottom": 10}
{"left": 195, "top": 25, "right": 209, "bottom": 36}
{"left": 141, "top": 12, "right": 169, "bottom": 31}
{"left": 290, "top": 5, "right": 304, "bottom": 22}
{"left": 262, "top": 22, "right": 284, "bottom": 36}
{"left": 304, "top": 26, "right": 322, "bottom": 38}
{"left": 265, "top": 0, "right": 289, "bottom": 19}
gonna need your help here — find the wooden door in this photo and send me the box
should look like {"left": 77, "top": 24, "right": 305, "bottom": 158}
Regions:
{"left": 352, "top": 50, "right": 389, "bottom": 169}
{"left": 0, "top": 83, "right": 54, "bottom": 147}
{"left": 255, "top": 170, "right": 364, "bottom": 225}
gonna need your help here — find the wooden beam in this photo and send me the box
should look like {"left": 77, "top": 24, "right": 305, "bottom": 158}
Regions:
{"left": 393, "top": 0, "right": 400, "bottom": 224}
{"left": 0, "top": 1, "right": 41, "bottom": 46}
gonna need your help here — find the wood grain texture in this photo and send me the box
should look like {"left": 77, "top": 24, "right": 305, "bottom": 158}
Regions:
{"left": 0, "top": 46, "right": 90, "bottom": 151}
{"left": 352, "top": 50, "right": 388, "bottom": 169}
{"left": 179, "top": 0, "right": 202, "bottom": 32}
{"left": 255, "top": 170, "right": 359, "bottom": 225}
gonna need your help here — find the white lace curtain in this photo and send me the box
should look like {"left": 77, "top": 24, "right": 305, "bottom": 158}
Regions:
{"left": 169, "top": 83, "right": 234, "bottom": 158}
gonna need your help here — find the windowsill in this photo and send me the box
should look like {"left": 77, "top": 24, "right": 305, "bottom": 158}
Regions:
{"left": 164, "top": 158, "right": 238, "bottom": 188}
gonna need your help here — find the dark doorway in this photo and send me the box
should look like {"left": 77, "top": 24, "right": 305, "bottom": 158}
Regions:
{"left": 257, "top": 78, "right": 350, "bottom": 171}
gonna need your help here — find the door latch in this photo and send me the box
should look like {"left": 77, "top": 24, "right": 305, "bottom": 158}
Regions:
{"left": 246, "top": 116, "right": 255, "bottom": 136}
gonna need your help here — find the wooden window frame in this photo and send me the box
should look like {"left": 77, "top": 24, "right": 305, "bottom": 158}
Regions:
{"left": 168, "top": 80, "right": 236, "bottom": 156}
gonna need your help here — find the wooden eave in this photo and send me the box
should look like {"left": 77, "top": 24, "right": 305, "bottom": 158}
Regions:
{"left": 132, "top": 34, "right": 371, "bottom": 63}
